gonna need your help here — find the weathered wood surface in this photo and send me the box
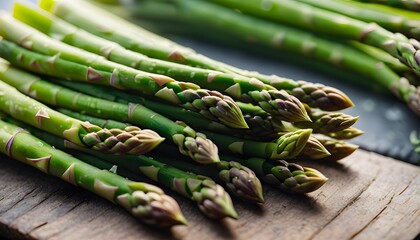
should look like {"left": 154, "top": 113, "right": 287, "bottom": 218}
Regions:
{"left": 0, "top": 149, "right": 419, "bottom": 240}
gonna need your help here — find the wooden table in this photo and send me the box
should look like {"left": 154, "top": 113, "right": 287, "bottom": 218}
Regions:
{"left": 0, "top": 149, "right": 419, "bottom": 240}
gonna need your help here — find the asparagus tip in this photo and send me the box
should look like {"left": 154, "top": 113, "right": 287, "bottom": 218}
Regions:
{"left": 218, "top": 161, "right": 265, "bottom": 204}
{"left": 272, "top": 129, "right": 312, "bottom": 159}
{"left": 286, "top": 167, "right": 328, "bottom": 194}
{"left": 193, "top": 179, "right": 238, "bottom": 219}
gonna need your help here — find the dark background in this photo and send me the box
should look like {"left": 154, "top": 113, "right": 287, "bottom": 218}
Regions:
{"left": 0, "top": 0, "right": 419, "bottom": 164}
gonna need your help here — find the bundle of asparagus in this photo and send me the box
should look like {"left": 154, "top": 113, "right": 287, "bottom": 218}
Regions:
{"left": 102, "top": 0, "right": 420, "bottom": 117}
{"left": 0, "top": 0, "right": 362, "bottom": 228}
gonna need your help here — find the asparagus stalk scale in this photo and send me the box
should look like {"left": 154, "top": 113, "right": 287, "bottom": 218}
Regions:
{"left": 0, "top": 78, "right": 163, "bottom": 155}
{"left": 0, "top": 118, "right": 186, "bottom": 227}
{"left": 39, "top": 0, "right": 354, "bottom": 112}
{"left": 56, "top": 108, "right": 327, "bottom": 194}
{"left": 127, "top": 0, "right": 420, "bottom": 116}
{"left": 209, "top": 0, "right": 420, "bottom": 74}
{"left": 0, "top": 63, "right": 220, "bottom": 164}
{"left": 0, "top": 15, "right": 248, "bottom": 129}
{"left": 13, "top": 3, "right": 312, "bottom": 122}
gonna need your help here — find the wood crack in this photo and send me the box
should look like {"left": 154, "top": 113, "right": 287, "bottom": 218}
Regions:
{"left": 307, "top": 174, "right": 378, "bottom": 240}
{"left": 349, "top": 175, "right": 417, "bottom": 239}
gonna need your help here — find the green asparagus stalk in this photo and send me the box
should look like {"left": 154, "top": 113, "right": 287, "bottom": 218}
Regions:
{"left": 127, "top": 0, "right": 420, "bottom": 116}
{"left": 0, "top": 118, "right": 187, "bottom": 227}
{"left": 0, "top": 63, "right": 220, "bottom": 164}
{"left": 295, "top": 0, "right": 420, "bottom": 40}
{"left": 352, "top": 0, "right": 420, "bottom": 11}
{"left": 0, "top": 16, "right": 247, "bottom": 129}
{"left": 13, "top": 3, "right": 312, "bottom": 122}
{"left": 39, "top": 0, "right": 354, "bottom": 112}
{"left": 208, "top": 0, "right": 420, "bottom": 74}
{"left": 350, "top": 41, "right": 411, "bottom": 73}
{"left": 54, "top": 109, "right": 326, "bottom": 194}
{"left": 11, "top": 121, "right": 239, "bottom": 219}
{"left": 0, "top": 79, "right": 163, "bottom": 155}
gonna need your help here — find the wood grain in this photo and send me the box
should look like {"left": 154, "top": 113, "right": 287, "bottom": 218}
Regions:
{"left": 0, "top": 149, "right": 419, "bottom": 240}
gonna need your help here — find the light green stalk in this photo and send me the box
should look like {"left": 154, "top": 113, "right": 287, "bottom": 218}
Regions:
{"left": 0, "top": 118, "right": 186, "bottom": 227}
{"left": 0, "top": 63, "right": 220, "bottom": 164}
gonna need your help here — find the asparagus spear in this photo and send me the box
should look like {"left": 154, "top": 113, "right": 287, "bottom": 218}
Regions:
{"left": 0, "top": 63, "right": 220, "bottom": 164}
{"left": 296, "top": 0, "right": 420, "bottom": 40}
{"left": 55, "top": 109, "right": 327, "bottom": 194}
{"left": 128, "top": 0, "right": 420, "bottom": 116}
{"left": 352, "top": 0, "right": 420, "bottom": 11}
{"left": 13, "top": 3, "right": 311, "bottom": 122}
{"left": 0, "top": 79, "right": 163, "bottom": 155}
{"left": 0, "top": 16, "right": 248, "bottom": 129}
{"left": 0, "top": 118, "right": 186, "bottom": 227}
{"left": 208, "top": 0, "right": 420, "bottom": 74}
{"left": 39, "top": 0, "right": 354, "bottom": 112}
